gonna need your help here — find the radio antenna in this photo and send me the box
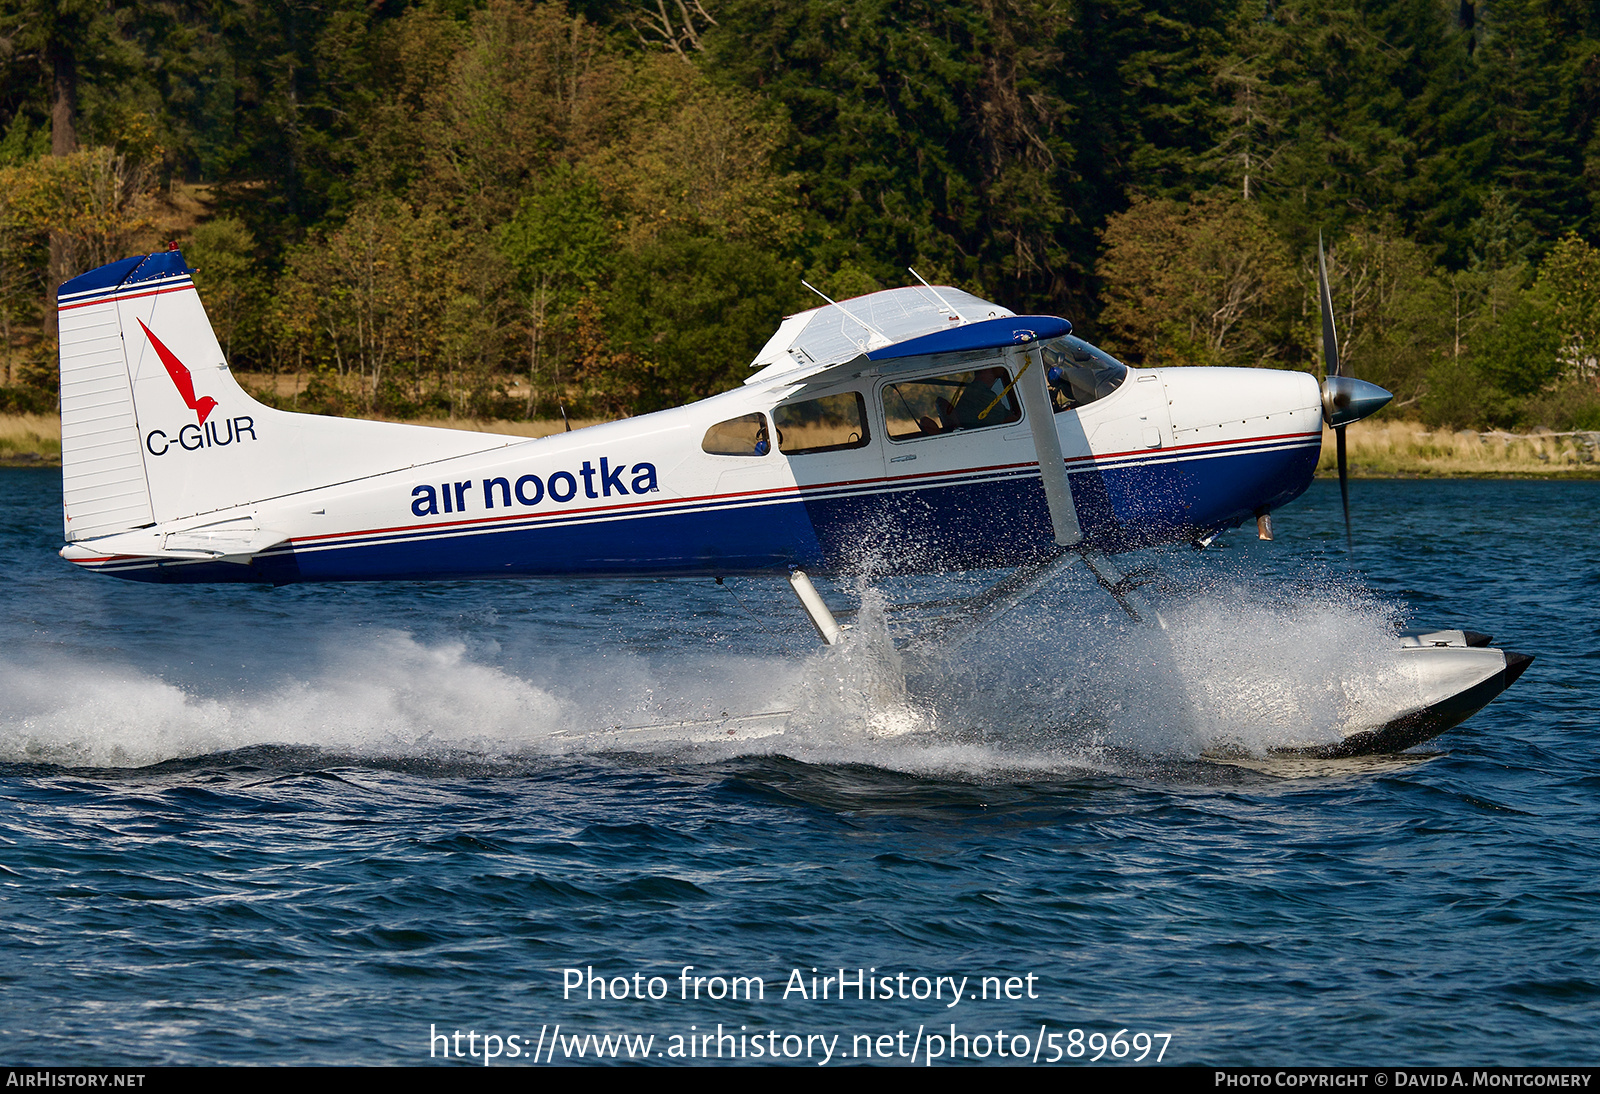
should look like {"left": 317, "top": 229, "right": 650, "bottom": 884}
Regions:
{"left": 908, "top": 267, "right": 966, "bottom": 324}
{"left": 802, "top": 279, "right": 892, "bottom": 349}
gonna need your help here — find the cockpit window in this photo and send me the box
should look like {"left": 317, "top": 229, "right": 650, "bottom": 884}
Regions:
{"left": 702, "top": 413, "right": 771, "bottom": 456}
{"left": 1042, "top": 335, "right": 1128, "bottom": 412}
{"left": 882, "top": 366, "right": 1023, "bottom": 440}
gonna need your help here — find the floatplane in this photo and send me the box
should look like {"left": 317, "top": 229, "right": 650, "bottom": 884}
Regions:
{"left": 54, "top": 246, "right": 1529, "bottom": 757}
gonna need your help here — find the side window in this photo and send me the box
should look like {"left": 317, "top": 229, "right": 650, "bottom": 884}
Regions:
{"left": 702, "top": 413, "right": 771, "bottom": 456}
{"left": 774, "top": 393, "right": 870, "bottom": 455}
{"left": 882, "top": 367, "right": 1023, "bottom": 441}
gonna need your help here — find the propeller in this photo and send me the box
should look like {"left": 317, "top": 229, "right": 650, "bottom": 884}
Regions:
{"left": 1317, "top": 234, "right": 1393, "bottom": 550}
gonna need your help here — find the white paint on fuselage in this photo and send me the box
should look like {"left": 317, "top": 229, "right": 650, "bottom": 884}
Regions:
{"left": 65, "top": 361, "right": 1324, "bottom": 572}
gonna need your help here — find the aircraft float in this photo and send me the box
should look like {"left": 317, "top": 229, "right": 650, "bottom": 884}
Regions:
{"left": 53, "top": 246, "right": 1530, "bottom": 758}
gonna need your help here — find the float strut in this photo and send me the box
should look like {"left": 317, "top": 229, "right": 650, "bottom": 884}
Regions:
{"left": 1080, "top": 550, "right": 1167, "bottom": 629}
{"left": 788, "top": 570, "right": 843, "bottom": 646}
{"left": 903, "top": 548, "right": 1080, "bottom": 657}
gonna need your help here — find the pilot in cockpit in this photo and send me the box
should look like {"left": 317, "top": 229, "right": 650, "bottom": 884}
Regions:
{"left": 952, "top": 367, "right": 1014, "bottom": 429}
{"left": 919, "top": 367, "right": 1017, "bottom": 433}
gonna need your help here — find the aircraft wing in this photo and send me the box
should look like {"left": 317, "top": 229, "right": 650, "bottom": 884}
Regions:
{"left": 745, "top": 285, "right": 1017, "bottom": 387}
{"left": 748, "top": 313, "right": 1073, "bottom": 400}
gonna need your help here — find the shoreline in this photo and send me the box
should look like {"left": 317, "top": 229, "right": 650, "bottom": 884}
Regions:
{"left": 6, "top": 413, "right": 1599, "bottom": 478}
{"left": 0, "top": 411, "right": 607, "bottom": 468}
{"left": 1311, "top": 421, "right": 1600, "bottom": 479}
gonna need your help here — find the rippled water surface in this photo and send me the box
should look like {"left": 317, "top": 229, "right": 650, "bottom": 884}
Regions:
{"left": 1, "top": 468, "right": 1595, "bottom": 1065}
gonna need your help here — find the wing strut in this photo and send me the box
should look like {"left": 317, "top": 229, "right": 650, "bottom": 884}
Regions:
{"left": 899, "top": 548, "right": 1164, "bottom": 658}
{"left": 1010, "top": 343, "right": 1081, "bottom": 546}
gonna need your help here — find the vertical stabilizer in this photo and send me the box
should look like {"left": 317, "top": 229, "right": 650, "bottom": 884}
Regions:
{"left": 58, "top": 250, "right": 515, "bottom": 544}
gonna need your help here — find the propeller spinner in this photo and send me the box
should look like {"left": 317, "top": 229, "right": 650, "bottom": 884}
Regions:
{"left": 1317, "top": 234, "right": 1393, "bottom": 549}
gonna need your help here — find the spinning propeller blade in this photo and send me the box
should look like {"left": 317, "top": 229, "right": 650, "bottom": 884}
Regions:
{"left": 1335, "top": 415, "right": 1351, "bottom": 550}
{"left": 1318, "top": 234, "right": 1341, "bottom": 381}
{"left": 1316, "top": 234, "right": 1392, "bottom": 551}
{"left": 1319, "top": 234, "right": 1352, "bottom": 550}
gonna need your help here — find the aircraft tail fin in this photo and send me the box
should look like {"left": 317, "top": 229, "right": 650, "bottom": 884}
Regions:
{"left": 57, "top": 254, "right": 175, "bottom": 541}
{"left": 57, "top": 250, "right": 511, "bottom": 543}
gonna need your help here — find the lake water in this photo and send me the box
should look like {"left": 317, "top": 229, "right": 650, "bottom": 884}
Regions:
{"left": 1, "top": 468, "right": 1595, "bottom": 1066}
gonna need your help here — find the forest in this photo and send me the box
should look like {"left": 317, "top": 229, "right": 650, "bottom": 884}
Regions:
{"left": 0, "top": 0, "right": 1597, "bottom": 431}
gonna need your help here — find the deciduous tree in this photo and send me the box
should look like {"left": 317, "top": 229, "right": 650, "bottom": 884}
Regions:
{"left": 1099, "top": 193, "right": 1295, "bottom": 368}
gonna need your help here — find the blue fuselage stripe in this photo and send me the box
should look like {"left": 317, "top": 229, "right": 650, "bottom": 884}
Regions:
{"left": 86, "top": 442, "right": 1319, "bottom": 583}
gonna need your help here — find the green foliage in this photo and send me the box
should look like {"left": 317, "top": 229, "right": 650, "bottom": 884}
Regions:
{"left": 1469, "top": 189, "right": 1538, "bottom": 272}
{"left": 497, "top": 165, "right": 612, "bottom": 414}
{"left": 276, "top": 197, "right": 511, "bottom": 415}
{"left": 416, "top": 0, "right": 617, "bottom": 224}
{"left": 1467, "top": 0, "right": 1590, "bottom": 243}
{"left": 500, "top": 167, "right": 613, "bottom": 300}
{"left": 1536, "top": 232, "right": 1600, "bottom": 379}
{"left": 1099, "top": 193, "right": 1295, "bottom": 368}
{"left": 706, "top": 0, "right": 1091, "bottom": 312}
{"left": 1420, "top": 357, "right": 1493, "bottom": 430}
{"left": 583, "top": 54, "right": 800, "bottom": 249}
{"left": 1424, "top": 280, "right": 1563, "bottom": 428}
{"left": 1428, "top": 231, "right": 1600, "bottom": 428}
{"left": 1317, "top": 226, "right": 1454, "bottom": 409}
{"left": 1519, "top": 380, "right": 1600, "bottom": 431}
{"left": 0, "top": 146, "right": 157, "bottom": 293}
{"left": 187, "top": 217, "right": 264, "bottom": 365}
{"left": 0, "top": 115, "right": 48, "bottom": 167}
{"left": 347, "top": 7, "right": 472, "bottom": 204}
{"left": 805, "top": 262, "right": 886, "bottom": 303}
{"left": 255, "top": 2, "right": 808, "bottom": 419}
{"left": 0, "top": 384, "right": 55, "bottom": 412}
{"left": 1, "top": 0, "right": 1599, "bottom": 427}
{"left": 605, "top": 232, "right": 807, "bottom": 412}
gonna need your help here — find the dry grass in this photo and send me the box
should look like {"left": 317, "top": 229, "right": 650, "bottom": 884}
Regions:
{"left": 0, "top": 409, "right": 62, "bottom": 460}
{"left": 0, "top": 413, "right": 61, "bottom": 465}
{"left": 233, "top": 373, "right": 610, "bottom": 438}
{"left": 10, "top": 409, "right": 1597, "bottom": 475}
{"left": 395, "top": 416, "right": 613, "bottom": 438}
{"left": 0, "top": 411, "right": 609, "bottom": 466}
{"left": 1315, "top": 419, "right": 1600, "bottom": 477}
{"left": 235, "top": 372, "right": 320, "bottom": 402}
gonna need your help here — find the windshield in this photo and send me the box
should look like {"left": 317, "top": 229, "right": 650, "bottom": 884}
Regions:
{"left": 1042, "top": 335, "right": 1127, "bottom": 411}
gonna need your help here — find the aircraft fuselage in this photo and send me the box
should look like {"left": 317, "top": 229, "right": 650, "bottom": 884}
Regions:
{"left": 65, "top": 359, "right": 1323, "bottom": 584}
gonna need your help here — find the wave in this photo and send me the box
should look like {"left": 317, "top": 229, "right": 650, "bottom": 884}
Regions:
{"left": 0, "top": 559, "right": 1420, "bottom": 774}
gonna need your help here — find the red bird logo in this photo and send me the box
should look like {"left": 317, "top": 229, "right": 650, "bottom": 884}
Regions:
{"left": 138, "top": 319, "right": 218, "bottom": 426}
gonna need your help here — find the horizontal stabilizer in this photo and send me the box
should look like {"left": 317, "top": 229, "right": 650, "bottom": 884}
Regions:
{"left": 60, "top": 517, "right": 290, "bottom": 562}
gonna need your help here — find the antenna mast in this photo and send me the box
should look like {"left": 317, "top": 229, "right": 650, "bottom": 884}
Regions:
{"left": 801, "top": 280, "right": 893, "bottom": 349}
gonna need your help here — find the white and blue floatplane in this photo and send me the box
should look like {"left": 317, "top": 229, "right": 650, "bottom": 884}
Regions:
{"left": 54, "top": 248, "right": 1529, "bottom": 757}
